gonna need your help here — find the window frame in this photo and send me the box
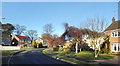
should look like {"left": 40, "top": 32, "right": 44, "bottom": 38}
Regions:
{"left": 111, "top": 31, "right": 120, "bottom": 37}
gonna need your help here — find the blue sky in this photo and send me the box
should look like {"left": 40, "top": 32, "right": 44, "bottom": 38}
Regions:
{"left": 2, "top": 2, "right": 118, "bottom": 37}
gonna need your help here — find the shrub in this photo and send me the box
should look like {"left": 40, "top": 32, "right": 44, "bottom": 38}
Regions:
{"left": 79, "top": 43, "right": 90, "bottom": 51}
{"left": 39, "top": 42, "right": 43, "bottom": 48}
{"left": 43, "top": 46, "right": 47, "bottom": 48}
{"left": 53, "top": 46, "right": 59, "bottom": 51}
{"left": 59, "top": 47, "right": 64, "bottom": 51}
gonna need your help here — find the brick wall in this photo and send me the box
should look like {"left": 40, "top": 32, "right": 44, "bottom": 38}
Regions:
{"left": 105, "top": 32, "right": 120, "bottom": 43}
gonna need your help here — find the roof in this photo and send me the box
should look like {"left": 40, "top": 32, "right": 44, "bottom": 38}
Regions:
{"left": 104, "top": 20, "right": 120, "bottom": 32}
{"left": 15, "top": 35, "right": 31, "bottom": 40}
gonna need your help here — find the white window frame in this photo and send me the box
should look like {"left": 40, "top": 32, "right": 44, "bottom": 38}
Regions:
{"left": 118, "top": 44, "right": 120, "bottom": 51}
{"left": 118, "top": 32, "right": 120, "bottom": 37}
{"left": 111, "top": 31, "right": 120, "bottom": 37}
{"left": 111, "top": 43, "right": 120, "bottom": 52}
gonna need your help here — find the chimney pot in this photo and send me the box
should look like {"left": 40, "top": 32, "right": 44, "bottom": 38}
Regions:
{"left": 112, "top": 17, "right": 115, "bottom": 23}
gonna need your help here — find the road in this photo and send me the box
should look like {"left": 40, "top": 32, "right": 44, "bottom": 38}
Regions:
{"left": 2, "top": 48, "right": 72, "bottom": 66}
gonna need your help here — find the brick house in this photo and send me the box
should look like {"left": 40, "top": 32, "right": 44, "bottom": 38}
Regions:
{"left": 36, "top": 37, "right": 43, "bottom": 44}
{"left": 104, "top": 17, "right": 120, "bottom": 52}
{"left": 11, "top": 35, "right": 31, "bottom": 47}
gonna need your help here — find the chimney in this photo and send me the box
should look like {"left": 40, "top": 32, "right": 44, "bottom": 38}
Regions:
{"left": 112, "top": 17, "right": 115, "bottom": 23}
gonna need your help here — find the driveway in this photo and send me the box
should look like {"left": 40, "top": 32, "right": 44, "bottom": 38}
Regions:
{"left": 2, "top": 48, "right": 71, "bottom": 66}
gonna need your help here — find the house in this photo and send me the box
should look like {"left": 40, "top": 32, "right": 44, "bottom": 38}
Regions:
{"left": 36, "top": 37, "right": 43, "bottom": 44}
{"left": 104, "top": 17, "right": 120, "bottom": 52}
{"left": 11, "top": 35, "right": 31, "bottom": 47}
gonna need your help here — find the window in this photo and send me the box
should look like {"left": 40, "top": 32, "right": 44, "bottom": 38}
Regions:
{"left": 114, "top": 44, "right": 116, "bottom": 51}
{"left": 111, "top": 44, "right": 113, "bottom": 51}
{"left": 119, "top": 44, "right": 120, "bottom": 51}
{"left": 115, "top": 32, "right": 117, "bottom": 36}
{"left": 111, "top": 32, "right": 120, "bottom": 37}
{"left": 118, "top": 32, "right": 120, "bottom": 37}
{"left": 21, "top": 40, "right": 24, "bottom": 42}
{"left": 111, "top": 32, "right": 114, "bottom": 37}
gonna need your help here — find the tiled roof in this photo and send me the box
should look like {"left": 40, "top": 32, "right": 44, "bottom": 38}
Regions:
{"left": 15, "top": 35, "right": 31, "bottom": 40}
{"left": 104, "top": 20, "right": 120, "bottom": 32}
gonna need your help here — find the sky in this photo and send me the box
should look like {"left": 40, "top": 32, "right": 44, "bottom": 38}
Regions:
{"left": 2, "top": 2, "right": 118, "bottom": 37}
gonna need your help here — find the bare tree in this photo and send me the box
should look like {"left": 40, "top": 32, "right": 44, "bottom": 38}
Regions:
{"left": 63, "top": 22, "right": 69, "bottom": 31}
{"left": 43, "top": 24, "right": 53, "bottom": 34}
{"left": 14, "top": 24, "right": 26, "bottom": 35}
{"left": 82, "top": 16, "right": 108, "bottom": 58}
{"left": 25, "top": 30, "right": 38, "bottom": 42}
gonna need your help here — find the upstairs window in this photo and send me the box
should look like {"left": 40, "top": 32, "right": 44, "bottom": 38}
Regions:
{"left": 21, "top": 40, "right": 24, "bottom": 42}
{"left": 118, "top": 32, "right": 120, "bottom": 37}
{"left": 111, "top": 31, "right": 120, "bottom": 37}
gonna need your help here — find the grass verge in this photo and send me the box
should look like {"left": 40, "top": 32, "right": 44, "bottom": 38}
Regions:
{"left": 9, "top": 50, "right": 24, "bottom": 55}
{"left": 43, "top": 51, "right": 94, "bottom": 65}
{"left": 2, "top": 50, "right": 14, "bottom": 52}
{"left": 56, "top": 51, "right": 114, "bottom": 60}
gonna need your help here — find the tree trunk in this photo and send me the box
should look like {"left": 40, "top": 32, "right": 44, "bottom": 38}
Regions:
{"left": 80, "top": 48, "right": 81, "bottom": 52}
{"left": 95, "top": 49, "right": 98, "bottom": 58}
{"left": 76, "top": 42, "right": 78, "bottom": 53}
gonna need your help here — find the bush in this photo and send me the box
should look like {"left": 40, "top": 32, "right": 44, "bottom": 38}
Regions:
{"left": 59, "top": 47, "right": 64, "bottom": 51}
{"left": 39, "top": 42, "right": 43, "bottom": 48}
{"left": 43, "top": 46, "right": 47, "bottom": 48}
{"left": 79, "top": 43, "right": 90, "bottom": 51}
{"left": 53, "top": 46, "right": 59, "bottom": 51}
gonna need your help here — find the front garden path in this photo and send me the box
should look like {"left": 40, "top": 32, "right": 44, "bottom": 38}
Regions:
{"left": 96, "top": 55, "right": 120, "bottom": 64}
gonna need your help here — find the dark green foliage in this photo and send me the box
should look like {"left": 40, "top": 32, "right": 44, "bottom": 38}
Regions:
{"left": 103, "top": 36, "right": 110, "bottom": 54}
{"left": 39, "top": 42, "right": 43, "bottom": 48}
{"left": 53, "top": 46, "right": 59, "bottom": 51}
{"left": 70, "top": 43, "right": 76, "bottom": 51}
{"left": 79, "top": 43, "right": 90, "bottom": 51}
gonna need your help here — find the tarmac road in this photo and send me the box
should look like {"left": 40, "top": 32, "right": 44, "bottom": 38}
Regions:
{"left": 2, "top": 48, "right": 72, "bottom": 66}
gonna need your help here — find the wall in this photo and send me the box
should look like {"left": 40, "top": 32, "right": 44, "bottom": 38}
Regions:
{"left": 0, "top": 45, "right": 20, "bottom": 50}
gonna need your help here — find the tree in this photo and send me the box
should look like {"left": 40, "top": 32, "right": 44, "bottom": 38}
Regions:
{"left": 2, "top": 23, "right": 15, "bottom": 45}
{"left": 41, "top": 33, "right": 52, "bottom": 46}
{"left": 32, "top": 40, "right": 37, "bottom": 48}
{"left": 24, "top": 30, "right": 38, "bottom": 42}
{"left": 14, "top": 24, "right": 26, "bottom": 35}
{"left": 83, "top": 16, "right": 108, "bottom": 58}
{"left": 50, "top": 34, "right": 65, "bottom": 47}
{"left": 42, "top": 24, "right": 54, "bottom": 46}
{"left": 43, "top": 24, "right": 53, "bottom": 34}
{"left": 103, "top": 36, "right": 110, "bottom": 54}
{"left": 62, "top": 23, "right": 90, "bottom": 53}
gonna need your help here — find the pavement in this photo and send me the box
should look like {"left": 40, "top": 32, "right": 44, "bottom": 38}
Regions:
{"left": 44, "top": 48, "right": 120, "bottom": 65}
{"left": 2, "top": 48, "right": 72, "bottom": 66}
{"left": 44, "top": 49, "right": 100, "bottom": 64}
{"left": 96, "top": 55, "right": 120, "bottom": 64}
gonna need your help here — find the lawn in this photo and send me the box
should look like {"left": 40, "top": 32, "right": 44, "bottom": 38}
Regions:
{"left": 2, "top": 50, "right": 24, "bottom": 55}
{"left": 43, "top": 51, "right": 89, "bottom": 65}
{"left": 56, "top": 51, "right": 114, "bottom": 60}
{"left": 2, "top": 50, "right": 14, "bottom": 52}
{"left": 9, "top": 50, "right": 24, "bottom": 54}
